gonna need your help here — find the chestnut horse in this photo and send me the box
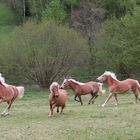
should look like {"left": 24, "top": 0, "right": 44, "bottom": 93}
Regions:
{"left": 97, "top": 71, "right": 140, "bottom": 107}
{"left": 60, "top": 79, "right": 104, "bottom": 105}
{"left": 48, "top": 82, "right": 67, "bottom": 116}
{"left": 0, "top": 74, "right": 24, "bottom": 116}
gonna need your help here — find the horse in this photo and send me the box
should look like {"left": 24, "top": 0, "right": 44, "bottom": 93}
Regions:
{"left": 60, "top": 78, "right": 104, "bottom": 105}
{"left": 48, "top": 82, "right": 67, "bottom": 116}
{"left": 0, "top": 73, "right": 24, "bottom": 116}
{"left": 97, "top": 71, "right": 140, "bottom": 107}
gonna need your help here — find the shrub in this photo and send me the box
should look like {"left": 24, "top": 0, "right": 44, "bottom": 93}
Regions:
{"left": 0, "top": 20, "right": 89, "bottom": 88}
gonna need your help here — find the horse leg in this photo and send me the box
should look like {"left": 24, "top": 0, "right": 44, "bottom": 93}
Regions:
{"left": 88, "top": 93, "right": 95, "bottom": 104}
{"left": 92, "top": 94, "right": 98, "bottom": 104}
{"left": 78, "top": 96, "right": 83, "bottom": 105}
{"left": 48, "top": 104, "right": 56, "bottom": 117}
{"left": 57, "top": 107, "right": 59, "bottom": 113}
{"left": 1, "top": 100, "right": 14, "bottom": 116}
{"left": 0, "top": 98, "right": 3, "bottom": 104}
{"left": 74, "top": 95, "right": 80, "bottom": 102}
{"left": 114, "top": 94, "right": 118, "bottom": 105}
{"left": 102, "top": 92, "right": 113, "bottom": 107}
{"left": 133, "top": 92, "right": 140, "bottom": 103}
{"left": 132, "top": 88, "right": 140, "bottom": 103}
{"left": 60, "top": 105, "right": 65, "bottom": 114}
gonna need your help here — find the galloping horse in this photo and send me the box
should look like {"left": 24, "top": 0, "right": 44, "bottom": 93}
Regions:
{"left": 97, "top": 71, "right": 140, "bottom": 107}
{"left": 60, "top": 79, "right": 104, "bottom": 105}
{"left": 0, "top": 74, "right": 24, "bottom": 116}
{"left": 49, "top": 82, "right": 67, "bottom": 116}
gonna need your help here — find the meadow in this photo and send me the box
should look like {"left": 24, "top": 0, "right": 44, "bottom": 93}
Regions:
{"left": 0, "top": 89, "right": 140, "bottom": 140}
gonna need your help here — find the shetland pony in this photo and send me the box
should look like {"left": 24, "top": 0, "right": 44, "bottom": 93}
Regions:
{"left": 97, "top": 71, "right": 140, "bottom": 107}
{"left": 49, "top": 82, "right": 67, "bottom": 116}
{"left": 0, "top": 74, "right": 24, "bottom": 116}
{"left": 60, "top": 79, "right": 104, "bottom": 105}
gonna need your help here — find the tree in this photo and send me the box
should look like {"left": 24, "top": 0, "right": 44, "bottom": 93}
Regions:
{"left": 97, "top": 0, "right": 136, "bottom": 18}
{"left": 93, "top": 7, "right": 140, "bottom": 78}
{"left": 0, "top": 20, "right": 89, "bottom": 88}
{"left": 42, "top": 0, "right": 67, "bottom": 23}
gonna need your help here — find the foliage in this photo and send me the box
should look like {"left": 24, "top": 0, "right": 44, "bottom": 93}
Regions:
{"left": 43, "top": 0, "right": 67, "bottom": 23}
{"left": 62, "top": 0, "right": 80, "bottom": 10}
{"left": 0, "top": 20, "right": 89, "bottom": 87}
{"left": 92, "top": 7, "right": 140, "bottom": 78}
{"left": 0, "top": 3, "right": 16, "bottom": 25}
{"left": 97, "top": 0, "right": 136, "bottom": 18}
{"left": 28, "top": 0, "right": 48, "bottom": 21}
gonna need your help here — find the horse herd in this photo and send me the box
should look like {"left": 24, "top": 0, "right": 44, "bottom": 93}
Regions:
{"left": 0, "top": 71, "right": 140, "bottom": 117}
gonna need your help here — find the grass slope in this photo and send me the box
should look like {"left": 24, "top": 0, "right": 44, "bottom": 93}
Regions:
{"left": 0, "top": 90, "right": 140, "bottom": 140}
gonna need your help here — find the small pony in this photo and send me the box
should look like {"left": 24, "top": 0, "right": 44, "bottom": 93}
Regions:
{"left": 60, "top": 78, "right": 104, "bottom": 105}
{"left": 0, "top": 73, "right": 24, "bottom": 116}
{"left": 48, "top": 82, "right": 67, "bottom": 116}
{"left": 97, "top": 71, "right": 140, "bottom": 107}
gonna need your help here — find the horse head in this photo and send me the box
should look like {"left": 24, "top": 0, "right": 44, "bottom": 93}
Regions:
{"left": 60, "top": 79, "right": 69, "bottom": 89}
{"left": 50, "top": 82, "right": 60, "bottom": 99}
{"left": 97, "top": 71, "right": 117, "bottom": 82}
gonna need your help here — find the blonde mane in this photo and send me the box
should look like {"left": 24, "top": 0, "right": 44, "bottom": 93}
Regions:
{"left": 69, "top": 79, "right": 85, "bottom": 85}
{"left": 104, "top": 71, "right": 118, "bottom": 80}
{"left": 49, "top": 82, "right": 60, "bottom": 93}
{"left": 0, "top": 73, "right": 8, "bottom": 87}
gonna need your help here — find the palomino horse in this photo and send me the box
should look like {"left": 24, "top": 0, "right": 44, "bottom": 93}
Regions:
{"left": 0, "top": 74, "right": 24, "bottom": 116}
{"left": 49, "top": 82, "right": 67, "bottom": 116}
{"left": 60, "top": 79, "right": 104, "bottom": 105}
{"left": 97, "top": 71, "right": 140, "bottom": 107}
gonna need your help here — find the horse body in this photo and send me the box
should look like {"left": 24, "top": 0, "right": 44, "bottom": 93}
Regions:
{"left": 110, "top": 79, "right": 139, "bottom": 93}
{"left": 60, "top": 79, "right": 104, "bottom": 105}
{"left": 49, "top": 82, "right": 67, "bottom": 116}
{"left": 0, "top": 74, "right": 24, "bottom": 116}
{"left": 97, "top": 71, "right": 140, "bottom": 107}
{"left": 49, "top": 89, "right": 67, "bottom": 106}
{"left": 0, "top": 85, "right": 18, "bottom": 101}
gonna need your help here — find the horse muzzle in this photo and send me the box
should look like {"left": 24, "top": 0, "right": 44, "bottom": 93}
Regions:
{"left": 55, "top": 95, "right": 59, "bottom": 99}
{"left": 60, "top": 86, "right": 64, "bottom": 89}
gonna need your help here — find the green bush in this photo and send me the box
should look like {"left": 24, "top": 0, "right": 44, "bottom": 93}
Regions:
{"left": 0, "top": 20, "right": 89, "bottom": 87}
{"left": 92, "top": 7, "right": 140, "bottom": 77}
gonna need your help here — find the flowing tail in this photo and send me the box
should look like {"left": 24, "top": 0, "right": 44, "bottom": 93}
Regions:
{"left": 17, "top": 86, "right": 24, "bottom": 99}
{"left": 136, "top": 80, "right": 140, "bottom": 92}
{"left": 98, "top": 82, "right": 105, "bottom": 95}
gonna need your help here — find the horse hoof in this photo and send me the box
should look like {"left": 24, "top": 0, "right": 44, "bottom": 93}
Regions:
{"left": 101, "top": 104, "right": 105, "bottom": 107}
{"left": 1, "top": 113, "right": 9, "bottom": 117}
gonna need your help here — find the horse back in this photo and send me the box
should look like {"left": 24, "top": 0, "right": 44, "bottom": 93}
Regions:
{"left": 79, "top": 81, "right": 99, "bottom": 94}
{"left": 111, "top": 79, "right": 139, "bottom": 93}
{"left": 0, "top": 85, "right": 17, "bottom": 101}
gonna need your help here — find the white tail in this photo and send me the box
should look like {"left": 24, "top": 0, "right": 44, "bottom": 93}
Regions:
{"left": 98, "top": 82, "right": 106, "bottom": 95}
{"left": 17, "top": 86, "right": 24, "bottom": 99}
{"left": 136, "top": 80, "right": 140, "bottom": 92}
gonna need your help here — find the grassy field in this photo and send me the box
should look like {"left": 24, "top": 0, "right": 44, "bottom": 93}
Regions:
{"left": 0, "top": 89, "right": 140, "bottom": 140}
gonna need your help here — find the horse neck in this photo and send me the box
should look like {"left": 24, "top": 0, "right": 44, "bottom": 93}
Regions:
{"left": 51, "top": 88, "right": 59, "bottom": 97}
{"left": 69, "top": 81, "right": 79, "bottom": 92}
{"left": 106, "top": 76, "right": 119, "bottom": 86}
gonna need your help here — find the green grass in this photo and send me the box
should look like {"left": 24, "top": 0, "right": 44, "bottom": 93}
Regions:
{"left": 0, "top": 89, "right": 140, "bottom": 140}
